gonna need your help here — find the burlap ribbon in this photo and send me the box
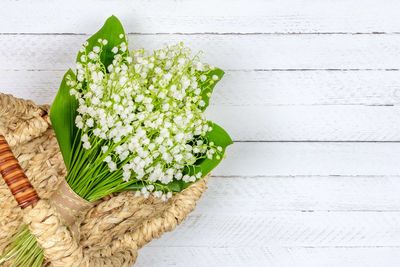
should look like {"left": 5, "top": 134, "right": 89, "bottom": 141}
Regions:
{"left": 49, "top": 180, "right": 93, "bottom": 240}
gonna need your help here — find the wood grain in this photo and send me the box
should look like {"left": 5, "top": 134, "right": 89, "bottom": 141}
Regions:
{"left": 207, "top": 105, "right": 400, "bottom": 141}
{"left": 2, "top": 70, "right": 400, "bottom": 106}
{"left": 2, "top": 35, "right": 400, "bottom": 70}
{"left": 201, "top": 176, "right": 400, "bottom": 212}
{"left": 3, "top": 70, "right": 400, "bottom": 141}
{"left": 147, "top": 211, "right": 400, "bottom": 247}
{"left": 2, "top": 0, "right": 400, "bottom": 266}
{"left": 136, "top": 247, "right": 400, "bottom": 267}
{"left": 215, "top": 143, "right": 400, "bottom": 176}
{"left": 1, "top": 0, "right": 400, "bottom": 34}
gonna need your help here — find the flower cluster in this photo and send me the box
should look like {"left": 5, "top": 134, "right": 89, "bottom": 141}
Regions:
{"left": 67, "top": 37, "right": 223, "bottom": 199}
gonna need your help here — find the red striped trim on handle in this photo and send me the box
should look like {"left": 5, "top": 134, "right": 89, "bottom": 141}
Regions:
{"left": 0, "top": 135, "right": 40, "bottom": 208}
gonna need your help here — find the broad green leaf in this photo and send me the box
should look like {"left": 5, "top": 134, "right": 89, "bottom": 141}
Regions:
{"left": 77, "top": 15, "right": 127, "bottom": 69}
{"left": 124, "top": 180, "right": 187, "bottom": 193}
{"left": 165, "top": 70, "right": 227, "bottom": 193}
{"left": 192, "top": 122, "right": 232, "bottom": 176}
{"left": 165, "top": 180, "right": 188, "bottom": 192}
{"left": 198, "top": 68, "right": 225, "bottom": 111}
{"left": 116, "top": 122, "right": 232, "bottom": 193}
{"left": 50, "top": 69, "right": 78, "bottom": 170}
{"left": 164, "top": 123, "right": 232, "bottom": 192}
{"left": 120, "top": 183, "right": 144, "bottom": 191}
{"left": 205, "top": 122, "right": 233, "bottom": 149}
{"left": 183, "top": 122, "right": 233, "bottom": 179}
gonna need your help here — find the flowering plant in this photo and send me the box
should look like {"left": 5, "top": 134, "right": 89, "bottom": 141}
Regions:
{"left": 1, "top": 16, "right": 231, "bottom": 267}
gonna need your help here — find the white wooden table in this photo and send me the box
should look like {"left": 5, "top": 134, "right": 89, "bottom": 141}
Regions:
{"left": 2, "top": 1, "right": 400, "bottom": 266}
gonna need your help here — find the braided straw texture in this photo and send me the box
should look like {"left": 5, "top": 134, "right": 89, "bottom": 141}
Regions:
{"left": 0, "top": 93, "right": 208, "bottom": 266}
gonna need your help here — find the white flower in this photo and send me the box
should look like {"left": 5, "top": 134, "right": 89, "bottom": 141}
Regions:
{"left": 104, "top": 156, "right": 112, "bottom": 163}
{"left": 70, "top": 42, "right": 221, "bottom": 199}
{"left": 153, "top": 191, "right": 162, "bottom": 198}
{"left": 123, "top": 170, "right": 130, "bottom": 182}
{"left": 82, "top": 140, "right": 91, "bottom": 149}
{"left": 86, "top": 118, "right": 94, "bottom": 127}
{"left": 108, "top": 161, "right": 117, "bottom": 172}
{"left": 120, "top": 43, "right": 127, "bottom": 52}
{"left": 81, "top": 134, "right": 89, "bottom": 143}
{"left": 88, "top": 52, "right": 96, "bottom": 60}
{"left": 75, "top": 116, "right": 84, "bottom": 129}
{"left": 93, "top": 46, "right": 100, "bottom": 53}
{"left": 147, "top": 185, "right": 154, "bottom": 191}
{"left": 135, "top": 94, "right": 144, "bottom": 102}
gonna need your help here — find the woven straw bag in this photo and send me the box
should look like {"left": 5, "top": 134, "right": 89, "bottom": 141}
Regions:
{"left": 0, "top": 93, "right": 208, "bottom": 266}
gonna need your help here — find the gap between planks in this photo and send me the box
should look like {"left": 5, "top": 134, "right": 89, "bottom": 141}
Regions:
{"left": 213, "top": 142, "right": 400, "bottom": 176}
{"left": 204, "top": 175, "right": 400, "bottom": 212}
{"left": 135, "top": 246, "right": 400, "bottom": 267}
{"left": 3, "top": 0, "right": 400, "bottom": 34}
{"left": 2, "top": 32, "right": 400, "bottom": 36}
{"left": 4, "top": 34, "right": 400, "bottom": 70}
{"left": 145, "top": 211, "right": 400, "bottom": 247}
{"left": 3, "top": 69, "right": 400, "bottom": 107}
{"left": 3, "top": 68, "right": 400, "bottom": 71}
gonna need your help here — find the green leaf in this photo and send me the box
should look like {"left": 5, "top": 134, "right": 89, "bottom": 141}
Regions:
{"left": 185, "top": 122, "right": 233, "bottom": 178}
{"left": 77, "top": 15, "right": 127, "bottom": 69}
{"left": 110, "top": 125, "right": 232, "bottom": 194}
{"left": 198, "top": 68, "right": 225, "bottom": 111}
{"left": 121, "top": 183, "right": 144, "bottom": 191}
{"left": 163, "top": 123, "right": 232, "bottom": 192}
{"left": 50, "top": 69, "right": 78, "bottom": 170}
{"left": 123, "top": 180, "right": 188, "bottom": 193}
{"left": 165, "top": 180, "right": 189, "bottom": 192}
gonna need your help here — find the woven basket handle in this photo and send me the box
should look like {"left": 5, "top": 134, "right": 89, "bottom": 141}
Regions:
{"left": 0, "top": 135, "right": 40, "bottom": 208}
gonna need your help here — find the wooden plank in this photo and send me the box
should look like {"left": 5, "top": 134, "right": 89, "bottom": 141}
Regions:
{"left": 136, "top": 247, "right": 400, "bottom": 267}
{"left": 2, "top": 70, "right": 400, "bottom": 106}
{"left": 201, "top": 176, "right": 400, "bottom": 212}
{"left": 2, "top": 35, "right": 400, "bottom": 70}
{"left": 4, "top": 72, "right": 400, "bottom": 141}
{"left": 217, "top": 70, "right": 400, "bottom": 106}
{"left": 1, "top": 0, "right": 400, "bottom": 34}
{"left": 215, "top": 143, "right": 400, "bottom": 176}
{"left": 207, "top": 105, "right": 400, "bottom": 141}
{"left": 147, "top": 211, "right": 400, "bottom": 247}
{"left": 0, "top": 71, "right": 63, "bottom": 104}
{"left": 4, "top": 91, "right": 400, "bottom": 141}
{"left": 3, "top": 2, "right": 400, "bottom": 267}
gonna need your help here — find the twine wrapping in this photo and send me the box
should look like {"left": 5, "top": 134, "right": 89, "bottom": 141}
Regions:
{"left": 49, "top": 180, "right": 94, "bottom": 240}
{"left": 0, "top": 93, "right": 208, "bottom": 267}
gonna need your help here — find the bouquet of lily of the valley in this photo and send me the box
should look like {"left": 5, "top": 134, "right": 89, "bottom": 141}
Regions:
{"left": 0, "top": 16, "right": 232, "bottom": 267}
